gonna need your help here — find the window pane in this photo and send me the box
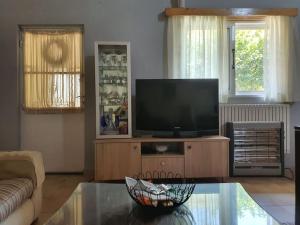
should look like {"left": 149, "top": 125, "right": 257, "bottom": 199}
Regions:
{"left": 24, "top": 73, "right": 81, "bottom": 108}
{"left": 235, "top": 27, "right": 264, "bottom": 94}
{"left": 22, "top": 29, "right": 83, "bottom": 111}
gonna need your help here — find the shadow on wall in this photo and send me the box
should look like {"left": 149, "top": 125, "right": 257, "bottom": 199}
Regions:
{"left": 84, "top": 55, "right": 96, "bottom": 179}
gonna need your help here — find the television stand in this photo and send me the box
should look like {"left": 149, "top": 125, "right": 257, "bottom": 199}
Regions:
{"left": 94, "top": 136, "right": 229, "bottom": 181}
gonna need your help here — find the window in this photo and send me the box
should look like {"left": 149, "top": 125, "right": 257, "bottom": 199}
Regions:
{"left": 20, "top": 26, "right": 84, "bottom": 112}
{"left": 168, "top": 15, "right": 294, "bottom": 103}
{"left": 229, "top": 22, "right": 265, "bottom": 97}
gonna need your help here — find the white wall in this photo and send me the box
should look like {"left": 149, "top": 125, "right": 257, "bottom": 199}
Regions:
{"left": 21, "top": 112, "right": 84, "bottom": 172}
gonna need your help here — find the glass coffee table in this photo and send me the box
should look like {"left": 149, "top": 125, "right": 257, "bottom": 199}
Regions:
{"left": 44, "top": 183, "right": 280, "bottom": 225}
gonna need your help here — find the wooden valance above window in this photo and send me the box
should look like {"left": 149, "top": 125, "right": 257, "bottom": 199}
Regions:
{"left": 165, "top": 8, "right": 298, "bottom": 17}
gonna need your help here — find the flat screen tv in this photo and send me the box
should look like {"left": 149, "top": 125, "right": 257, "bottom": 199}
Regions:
{"left": 136, "top": 79, "right": 219, "bottom": 138}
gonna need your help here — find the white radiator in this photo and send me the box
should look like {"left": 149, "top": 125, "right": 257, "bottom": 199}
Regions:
{"left": 219, "top": 104, "right": 290, "bottom": 153}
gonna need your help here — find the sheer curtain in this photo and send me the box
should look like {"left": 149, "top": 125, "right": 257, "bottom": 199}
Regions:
{"left": 23, "top": 29, "right": 83, "bottom": 111}
{"left": 264, "top": 16, "right": 295, "bottom": 102}
{"left": 167, "top": 16, "right": 229, "bottom": 103}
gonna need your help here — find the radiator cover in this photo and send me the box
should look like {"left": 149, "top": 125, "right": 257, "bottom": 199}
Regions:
{"left": 219, "top": 104, "right": 290, "bottom": 153}
{"left": 226, "top": 122, "right": 284, "bottom": 176}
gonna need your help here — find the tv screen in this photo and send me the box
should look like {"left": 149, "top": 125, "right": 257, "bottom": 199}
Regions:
{"left": 136, "top": 79, "right": 219, "bottom": 137}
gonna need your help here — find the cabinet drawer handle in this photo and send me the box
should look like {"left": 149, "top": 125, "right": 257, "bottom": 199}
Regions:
{"left": 133, "top": 145, "right": 138, "bottom": 150}
{"left": 187, "top": 145, "right": 192, "bottom": 150}
{"left": 160, "top": 161, "right": 166, "bottom": 166}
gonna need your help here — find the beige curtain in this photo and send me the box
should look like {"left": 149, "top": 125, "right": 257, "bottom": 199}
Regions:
{"left": 167, "top": 16, "right": 229, "bottom": 103}
{"left": 23, "top": 29, "right": 83, "bottom": 111}
{"left": 264, "top": 16, "right": 295, "bottom": 103}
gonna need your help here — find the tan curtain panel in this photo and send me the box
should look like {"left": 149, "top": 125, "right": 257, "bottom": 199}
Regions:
{"left": 23, "top": 30, "right": 83, "bottom": 111}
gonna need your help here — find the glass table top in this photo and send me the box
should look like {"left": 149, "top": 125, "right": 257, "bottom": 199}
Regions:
{"left": 44, "top": 183, "right": 280, "bottom": 225}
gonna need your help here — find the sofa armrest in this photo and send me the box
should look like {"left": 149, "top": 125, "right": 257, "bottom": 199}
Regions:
{"left": 0, "top": 151, "right": 45, "bottom": 188}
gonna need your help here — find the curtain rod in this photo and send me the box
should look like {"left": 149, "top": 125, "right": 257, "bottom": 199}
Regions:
{"left": 165, "top": 8, "right": 298, "bottom": 17}
{"left": 19, "top": 24, "right": 84, "bottom": 32}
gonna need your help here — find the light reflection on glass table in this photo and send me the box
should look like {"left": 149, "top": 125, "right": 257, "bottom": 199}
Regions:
{"left": 44, "top": 183, "right": 281, "bottom": 225}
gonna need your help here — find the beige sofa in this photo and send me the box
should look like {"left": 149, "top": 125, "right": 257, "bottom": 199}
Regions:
{"left": 0, "top": 151, "right": 45, "bottom": 225}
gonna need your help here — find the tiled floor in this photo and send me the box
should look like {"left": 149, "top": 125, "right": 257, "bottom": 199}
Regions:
{"left": 252, "top": 194, "right": 295, "bottom": 224}
{"left": 228, "top": 176, "right": 295, "bottom": 193}
{"left": 230, "top": 177, "right": 295, "bottom": 224}
{"left": 34, "top": 175, "right": 295, "bottom": 225}
{"left": 34, "top": 174, "right": 87, "bottom": 225}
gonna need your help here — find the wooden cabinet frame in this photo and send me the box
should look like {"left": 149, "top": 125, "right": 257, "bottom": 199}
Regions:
{"left": 94, "top": 136, "right": 229, "bottom": 181}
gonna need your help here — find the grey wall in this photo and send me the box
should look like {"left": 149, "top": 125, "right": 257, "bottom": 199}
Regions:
{"left": 0, "top": 0, "right": 299, "bottom": 175}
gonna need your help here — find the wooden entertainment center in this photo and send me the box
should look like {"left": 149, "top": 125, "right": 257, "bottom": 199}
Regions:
{"left": 94, "top": 136, "right": 229, "bottom": 181}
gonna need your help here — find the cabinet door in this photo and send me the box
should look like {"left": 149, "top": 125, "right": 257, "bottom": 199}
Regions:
{"left": 95, "top": 143, "right": 141, "bottom": 180}
{"left": 185, "top": 141, "right": 229, "bottom": 178}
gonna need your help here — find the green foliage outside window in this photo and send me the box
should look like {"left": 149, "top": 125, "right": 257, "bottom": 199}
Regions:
{"left": 235, "top": 29, "right": 265, "bottom": 93}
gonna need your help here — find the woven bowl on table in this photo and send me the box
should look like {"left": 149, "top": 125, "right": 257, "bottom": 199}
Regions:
{"left": 125, "top": 171, "right": 195, "bottom": 210}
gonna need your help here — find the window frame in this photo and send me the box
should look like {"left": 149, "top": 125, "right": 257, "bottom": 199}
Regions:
{"left": 19, "top": 25, "right": 85, "bottom": 113}
{"left": 228, "top": 21, "right": 266, "bottom": 101}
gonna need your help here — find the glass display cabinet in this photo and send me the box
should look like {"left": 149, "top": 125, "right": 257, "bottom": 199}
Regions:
{"left": 95, "top": 42, "right": 132, "bottom": 138}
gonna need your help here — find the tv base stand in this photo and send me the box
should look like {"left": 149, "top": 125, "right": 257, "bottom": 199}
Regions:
{"left": 152, "top": 133, "right": 199, "bottom": 139}
{"left": 94, "top": 136, "right": 229, "bottom": 181}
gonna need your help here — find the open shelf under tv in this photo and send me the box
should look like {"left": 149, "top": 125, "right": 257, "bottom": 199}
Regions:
{"left": 141, "top": 142, "right": 184, "bottom": 156}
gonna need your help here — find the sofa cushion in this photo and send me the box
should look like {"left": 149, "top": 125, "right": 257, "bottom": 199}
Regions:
{"left": 0, "top": 161, "right": 36, "bottom": 188}
{"left": 0, "top": 178, "right": 34, "bottom": 222}
{"left": 0, "top": 151, "right": 45, "bottom": 188}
